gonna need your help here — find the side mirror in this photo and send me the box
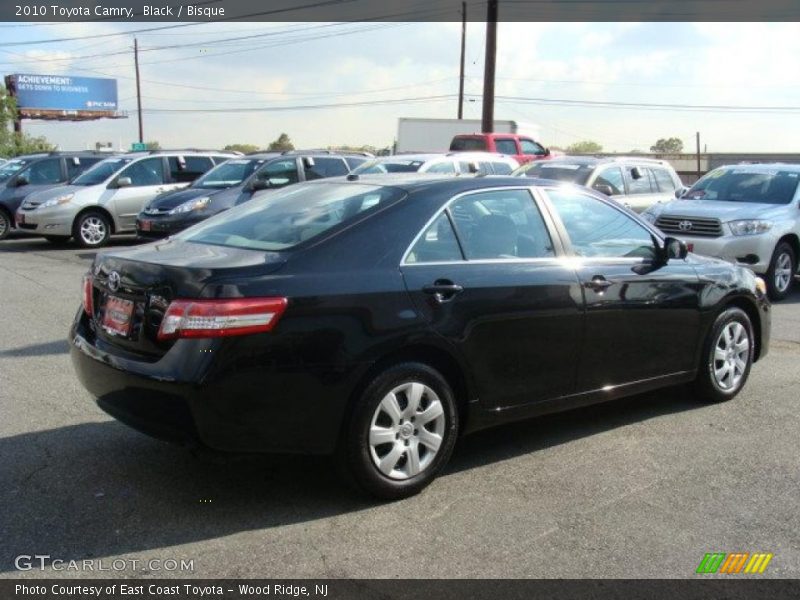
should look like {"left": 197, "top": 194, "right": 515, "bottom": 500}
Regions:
{"left": 544, "top": 147, "right": 551, "bottom": 156}
{"left": 467, "top": 161, "right": 480, "bottom": 174}
{"left": 593, "top": 184, "right": 615, "bottom": 197}
{"left": 14, "top": 175, "right": 29, "bottom": 187}
{"left": 664, "top": 236, "right": 689, "bottom": 260}
{"left": 675, "top": 186, "right": 689, "bottom": 199}
{"left": 116, "top": 176, "right": 132, "bottom": 188}
{"left": 251, "top": 178, "right": 272, "bottom": 191}
{"left": 630, "top": 166, "right": 644, "bottom": 180}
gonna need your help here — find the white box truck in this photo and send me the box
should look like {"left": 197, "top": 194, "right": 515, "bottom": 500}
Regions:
{"left": 395, "top": 118, "right": 541, "bottom": 153}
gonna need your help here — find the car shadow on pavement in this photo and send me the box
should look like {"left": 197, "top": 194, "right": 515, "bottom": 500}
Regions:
{"left": 0, "top": 384, "right": 704, "bottom": 573}
{"left": 0, "top": 236, "right": 140, "bottom": 256}
{"left": 0, "top": 339, "right": 69, "bottom": 357}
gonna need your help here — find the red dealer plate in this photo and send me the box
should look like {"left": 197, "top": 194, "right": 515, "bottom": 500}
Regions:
{"left": 139, "top": 220, "right": 152, "bottom": 231}
{"left": 16, "top": 213, "right": 24, "bottom": 224}
{"left": 687, "top": 243, "right": 694, "bottom": 252}
{"left": 102, "top": 296, "right": 134, "bottom": 336}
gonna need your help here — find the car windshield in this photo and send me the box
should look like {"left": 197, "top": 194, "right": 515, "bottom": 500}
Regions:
{"left": 353, "top": 160, "right": 425, "bottom": 174}
{"left": 178, "top": 182, "right": 405, "bottom": 251}
{"left": 450, "top": 138, "right": 487, "bottom": 151}
{"left": 71, "top": 157, "right": 134, "bottom": 185}
{"left": 192, "top": 158, "right": 263, "bottom": 189}
{"left": 685, "top": 167, "right": 800, "bottom": 204}
{"left": 515, "top": 162, "right": 594, "bottom": 185}
{"left": 0, "top": 159, "right": 32, "bottom": 183}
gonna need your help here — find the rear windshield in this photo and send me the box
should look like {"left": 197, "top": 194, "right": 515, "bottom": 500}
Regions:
{"left": 178, "top": 182, "right": 406, "bottom": 251}
{"left": 684, "top": 167, "right": 800, "bottom": 205}
{"left": 353, "top": 160, "right": 424, "bottom": 174}
{"left": 0, "top": 159, "right": 32, "bottom": 183}
{"left": 71, "top": 157, "right": 134, "bottom": 185}
{"left": 515, "top": 161, "right": 594, "bottom": 185}
{"left": 450, "top": 137, "right": 487, "bottom": 151}
{"left": 192, "top": 158, "right": 263, "bottom": 189}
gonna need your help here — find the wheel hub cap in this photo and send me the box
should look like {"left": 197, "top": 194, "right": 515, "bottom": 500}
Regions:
{"left": 712, "top": 321, "right": 750, "bottom": 391}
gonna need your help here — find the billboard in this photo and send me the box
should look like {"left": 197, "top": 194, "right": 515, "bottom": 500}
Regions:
{"left": 7, "top": 73, "right": 118, "bottom": 113}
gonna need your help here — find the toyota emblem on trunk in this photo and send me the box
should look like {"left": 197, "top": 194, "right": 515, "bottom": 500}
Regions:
{"left": 108, "top": 271, "right": 121, "bottom": 292}
{"left": 678, "top": 220, "right": 693, "bottom": 231}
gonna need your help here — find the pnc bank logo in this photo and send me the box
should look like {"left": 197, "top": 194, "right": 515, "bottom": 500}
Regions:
{"left": 696, "top": 552, "right": 774, "bottom": 574}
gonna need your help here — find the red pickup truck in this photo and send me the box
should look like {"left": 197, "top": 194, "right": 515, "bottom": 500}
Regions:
{"left": 450, "top": 133, "right": 551, "bottom": 165}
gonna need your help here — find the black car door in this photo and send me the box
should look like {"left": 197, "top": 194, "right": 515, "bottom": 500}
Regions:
{"left": 540, "top": 186, "right": 702, "bottom": 392}
{"left": 400, "top": 187, "right": 584, "bottom": 410}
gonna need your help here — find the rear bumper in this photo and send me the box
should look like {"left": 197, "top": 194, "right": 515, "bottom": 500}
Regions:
{"left": 69, "top": 313, "right": 358, "bottom": 455}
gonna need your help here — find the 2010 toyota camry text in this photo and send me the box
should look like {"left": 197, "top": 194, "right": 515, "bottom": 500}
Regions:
{"left": 70, "top": 176, "right": 770, "bottom": 499}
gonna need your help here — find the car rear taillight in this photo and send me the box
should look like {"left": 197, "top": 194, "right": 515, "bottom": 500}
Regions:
{"left": 157, "top": 297, "right": 288, "bottom": 341}
{"left": 82, "top": 274, "right": 94, "bottom": 316}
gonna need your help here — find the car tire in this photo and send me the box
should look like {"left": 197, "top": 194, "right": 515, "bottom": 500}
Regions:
{"left": 341, "top": 362, "right": 459, "bottom": 500}
{"left": 73, "top": 211, "right": 111, "bottom": 248}
{"left": 766, "top": 241, "right": 796, "bottom": 301}
{"left": 44, "top": 235, "right": 70, "bottom": 244}
{"left": 692, "top": 307, "right": 754, "bottom": 403}
{"left": 0, "top": 210, "right": 11, "bottom": 241}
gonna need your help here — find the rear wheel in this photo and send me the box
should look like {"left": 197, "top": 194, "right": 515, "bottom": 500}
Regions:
{"left": 692, "top": 307, "right": 754, "bottom": 403}
{"left": 73, "top": 211, "right": 111, "bottom": 248}
{"left": 0, "top": 210, "right": 10, "bottom": 240}
{"left": 766, "top": 242, "right": 796, "bottom": 301}
{"left": 341, "top": 362, "right": 459, "bottom": 500}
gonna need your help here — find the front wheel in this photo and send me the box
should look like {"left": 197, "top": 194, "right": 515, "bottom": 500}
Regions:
{"left": 692, "top": 307, "right": 754, "bottom": 403}
{"left": 766, "top": 242, "right": 796, "bottom": 301}
{"left": 0, "top": 210, "right": 11, "bottom": 240}
{"left": 73, "top": 211, "right": 111, "bottom": 248}
{"left": 341, "top": 363, "right": 459, "bottom": 500}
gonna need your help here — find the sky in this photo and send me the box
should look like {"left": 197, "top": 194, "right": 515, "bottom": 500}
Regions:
{"left": 2, "top": 20, "right": 800, "bottom": 153}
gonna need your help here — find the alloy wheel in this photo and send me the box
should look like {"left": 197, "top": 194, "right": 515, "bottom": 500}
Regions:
{"left": 80, "top": 216, "right": 107, "bottom": 246}
{"left": 712, "top": 321, "right": 750, "bottom": 391}
{"left": 774, "top": 251, "right": 793, "bottom": 294}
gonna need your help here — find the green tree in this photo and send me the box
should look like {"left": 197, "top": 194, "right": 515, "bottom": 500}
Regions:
{"left": 223, "top": 143, "right": 260, "bottom": 154}
{"left": 566, "top": 140, "right": 603, "bottom": 154}
{"left": 267, "top": 133, "right": 294, "bottom": 152}
{"left": 650, "top": 137, "right": 684, "bottom": 153}
{"left": 0, "top": 84, "right": 56, "bottom": 156}
{"left": 145, "top": 140, "right": 161, "bottom": 151}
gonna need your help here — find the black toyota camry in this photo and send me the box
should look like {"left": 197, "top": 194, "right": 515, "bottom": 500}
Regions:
{"left": 71, "top": 176, "right": 770, "bottom": 499}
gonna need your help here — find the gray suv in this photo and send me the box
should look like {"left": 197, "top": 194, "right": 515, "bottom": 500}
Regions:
{"left": 643, "top": 163, "right": 800, "bottom": 300}
{"left": 514, "top": 156, "right": 684, "bottom": 213}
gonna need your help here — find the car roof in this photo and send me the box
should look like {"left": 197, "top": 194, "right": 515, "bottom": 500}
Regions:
{"left": 539, "top": 155, "right": 674, "bottom": 168}
{"left": 319, "top": 174, "right": 564, "bottom": 193}
{"left": 371, "top": 154, "right": 444, "bottom": 162}
{"left": 714, "top": 162, "right": 800, "bottom": 172}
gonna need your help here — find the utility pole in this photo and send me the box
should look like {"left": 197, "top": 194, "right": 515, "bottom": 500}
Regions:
{"left": 696, "top": 131, "right": 701, "bottom": 179}
{"left": 457, "top": 1, "right": 466, "bottom": 119}
{"left": 134, "top": 37, "right": 143, "bottom": 144}
{"left": 481, "top": 0, "right": 498, "bottom": 133}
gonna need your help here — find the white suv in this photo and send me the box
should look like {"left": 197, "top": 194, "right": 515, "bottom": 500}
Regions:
{"left": 352, "top": 152, "right": 519, "bottom": 176}
{"left": 643, "top": 163, "right": 800, "bottom": 300}
{"left": 17, "top": 151, "right": 234, "bottom": 247}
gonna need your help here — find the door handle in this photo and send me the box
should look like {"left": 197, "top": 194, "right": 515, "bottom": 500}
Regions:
{"left": 584, "top": 276, "right": 614, "bottom": 292}
{"left": 422, "top": 280, "right": 463, "bottom": 303}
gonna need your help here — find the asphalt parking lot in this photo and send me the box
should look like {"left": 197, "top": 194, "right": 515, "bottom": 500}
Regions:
{"left": 1, "top": 234, "right": 798, "bottom": 579}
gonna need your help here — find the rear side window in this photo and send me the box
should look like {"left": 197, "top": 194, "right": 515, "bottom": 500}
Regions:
{"left": 651, "top": 167, "right": 678, "bottom": 192}
{"left": 450, "top": 137, "right": 487, "bottom": 151}
{"left": 491, "top": 162, "right": 514, "bottom": 175}
{"left": 449, "top": 189, "right": 555, "bottom": 259}
{"left": 494, "top": 139, "right": 518, "bottom": 155}
{"left": 405, "top": 213, "right": 462, "bottom": 263}
{"left": 255, "top": 159, "right": 299, "bottom": 187}
{"left": 344, "top": 156, "right": 367, "bottom": 170}
{"left": 169, "top": 156, "right": 214, "bottom": 183}
{"left": 592, "top": 167, "right": 625, "bottom": 195}
{"left": 426, "top": 161, "right": 456, "bottom": 174}
{"left": 179, "top": 183, "right": 405, "bottom": 251}
{"left": 304, "top": 157, "right": 349, "bottom": 180}
{"left": 67, "top": 157, "right": 102, "bottom": 178}
{"left": 212, "top": 155, "right": 232, "bottom": 164}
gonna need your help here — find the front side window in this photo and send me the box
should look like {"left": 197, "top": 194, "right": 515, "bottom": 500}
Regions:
{"left": 520, "top": 139, "right": 546, "bottom": 155}
{"left": 426, "top": 161, "right": 456, "bottom": 174}
{"left": 494, "top": 139, "right": 518, "bottom": 155}
{"left": 624, "top": 166, "right": 654, "bottom": 194}
{"left": 353, "top": 159, "right": 424, "bottom": 174}
{"left": 304, "top": 157, "right": 349, "bottom": 180}
{"left": 449, "top": 137, "right": 487, "bottom": 151}
{"left": 254, "top": 159, "right": 299, "bottom": 187}
{"left": 546, "top": 189, "right": 657, "bottom": 260}
{"left": 491, "top": 162, "right": 514, "bottom": 175}
{"left": 449, "top": 189, "right": 554, "bottom": 259}
{"left": 179, "top": 183, "right": 404, "bottom": 251}
{"left": 194, "top": 159, "right": 263, "bottom": 189}
{"left": 119, "top": 158, "right": 166, "bottom": 187}
{"left": 651, "top": 167, "right": 678, "bottom": 192}
{"left": 684, "top": 167, "right": 800, "bottom": 205}
{"left": 18, "top": 159, "right": 62, "bottom": 185}
{"left": 71, "top": 158, "right": 133, "bottom": 186}
{"left": 592, "top": 167, "right": 625, "bottom": 195}
{"left": 0, "top": 159, "right": 31, "bottom": 183}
